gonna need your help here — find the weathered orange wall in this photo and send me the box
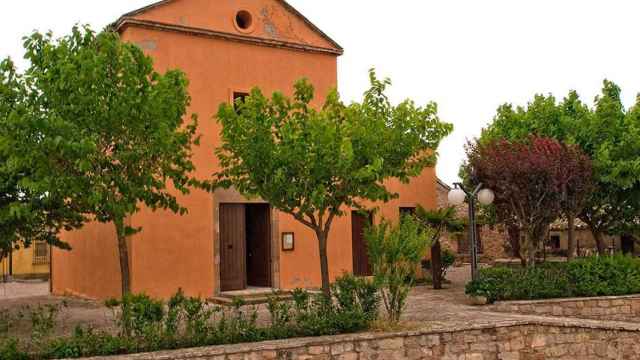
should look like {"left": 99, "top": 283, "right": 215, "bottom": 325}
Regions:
{"left": 278, "top": 167, "right": 437, "bottom": 290}
{"left": 53, "top": 0, "right": 438, "bottom": 299}
{"left": 53, "top": 221, "right": 122, "bottom": 299}
{"left": 132, "top": 0, "right": 336, "bottom": 51}
{"left": 55, "top": 0, "right": 338, "bottom": 300}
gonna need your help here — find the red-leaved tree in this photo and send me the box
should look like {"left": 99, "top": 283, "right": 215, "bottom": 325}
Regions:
{"left": 466, "top": 136, "right": 591, "bottom": 266}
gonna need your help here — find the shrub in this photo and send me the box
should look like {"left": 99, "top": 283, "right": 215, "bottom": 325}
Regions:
{"left": 466, "top": 254, "right": 640, "bottom": 303}
{"left": 108, "top": 294, "right": 164, "bottom": 339}
{"left": 465, "top": 265, "right": 572, "bottom": 303}
{"left": 0, "top": 308, "right": 16, "bottom": 338}
{"left": 567, "top": 254, "right": 640, "bottom": 297}
{"left": 44, "top": 327, "right": 134, "bottom": 358}
{"left": 18, "top": 285, "right": 383, "bottom": 359}
{"left": 266, "top": 293, "right": 294, "bottom": 338}
{"left": 332, "top": 273, "right": 380, "bottom": 322}
{"left": 366, "top": 216, "right": 432, "bottom": 322}
{"left": 464, "top": 267, "right": 515, "bottom": 303}
{"left": 0, "top": 339, "right": 28, "bottom": 360}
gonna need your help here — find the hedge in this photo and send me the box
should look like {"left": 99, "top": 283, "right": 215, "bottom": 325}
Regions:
{"left": 465, "top": 254, "right": 640, "bottom": 303}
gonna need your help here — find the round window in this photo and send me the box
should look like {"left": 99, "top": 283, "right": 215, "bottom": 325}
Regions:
{"left": 235, "top": 10, "right": 253, "bottom": 32}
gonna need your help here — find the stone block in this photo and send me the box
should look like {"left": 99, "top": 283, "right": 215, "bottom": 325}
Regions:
{"left": 377, "top": 337, "right": 404, "bottom": 350}
{"left": 308, "top": 346, "right": 328, "bottom": 355}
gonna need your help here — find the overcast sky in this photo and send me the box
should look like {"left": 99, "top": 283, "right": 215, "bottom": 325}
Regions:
{"left": 1, "top": 1, "right": 639, "bottom": 185}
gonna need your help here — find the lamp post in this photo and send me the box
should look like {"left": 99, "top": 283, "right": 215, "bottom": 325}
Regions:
{"left": 448, "top": 183, "right": 494, "bottom": 281}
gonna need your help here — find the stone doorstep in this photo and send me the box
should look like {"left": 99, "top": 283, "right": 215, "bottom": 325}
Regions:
{"left": 209, "top": 289, "right": 293, "bottom": 305}
{"left": 69, "top": 316, "right": 640, "bottom": 360}
{"left": 492, "top": 293, "right": 640, "bottom": 306}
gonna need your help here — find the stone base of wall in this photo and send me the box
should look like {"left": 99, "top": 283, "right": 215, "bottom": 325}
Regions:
{"left": 491, "top": 295, "right": 640, "bottom": 322}
{"left": 88, "top": 320, "right": 640, "bottom": 360}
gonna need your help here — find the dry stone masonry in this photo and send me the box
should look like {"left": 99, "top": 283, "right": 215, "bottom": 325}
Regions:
{"left": 491, "top": 295, "right": 640, "bottom": 322}
{"left": 84, "top": 320, "right": 640, "bottom": 360}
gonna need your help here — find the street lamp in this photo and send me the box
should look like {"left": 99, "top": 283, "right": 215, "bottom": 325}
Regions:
{"left": 448, "top": 183, "right": 494, "bottom": 281}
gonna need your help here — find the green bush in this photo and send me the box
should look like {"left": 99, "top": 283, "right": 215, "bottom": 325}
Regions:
{"left": 567, "top": 254, "right": 640, "bottom": 296}
{"left": 0, "top": 308, "right": 17, "bottom": 337}
{"left": 12, "top": 280, "right": 381, "bottom": 359}
{"left": 464, "top": 267, "right": 515, "bottom": 303}
{"left": 365, "top": 216, "right": 432, "bottom": 322}
{"left": 0, "top": 339, "right": 28, "bottom": 360}
{"left": 332, "top": 273, "right": 380, "bottom": 322}
{"left": 466, "top": 254, "right": 640, "bottom": 303}
{"left": 44, "top": 327, "right": 134, "bottom": 358}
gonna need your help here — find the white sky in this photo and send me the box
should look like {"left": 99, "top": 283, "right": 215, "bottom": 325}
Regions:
{"left": 1, "top": 1, "right": 639, "bottom": 185}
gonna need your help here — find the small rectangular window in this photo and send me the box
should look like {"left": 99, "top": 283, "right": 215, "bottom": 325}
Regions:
{"left": 233, "top": 92, "right": 249, "bottom": 112}
{"left": 33, "top": 242, "right": 49, "bottom": 265}
{"left": 399, "top": 207, "right": 416, "bottom": 220}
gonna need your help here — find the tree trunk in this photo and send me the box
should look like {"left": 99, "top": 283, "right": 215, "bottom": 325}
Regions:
{"left": 316, "top": 229, "right": 331, "bottom": 297}
{"left": 507, "top": 225, "right": 526, "bottom": 267}
{"left": 114, "top": 218, "right": 131, "bottom": 297}
{"left": 519, "top": 230, "right": 537, "bottom": 268}
{"left": 567, "top": 215, "right": 576, "bottom": 260}
{"left": 430, "top": 240, "right": 442, "bottom": 290}
{"left": 593, "top": 229, "right": 606, "bottom": 255}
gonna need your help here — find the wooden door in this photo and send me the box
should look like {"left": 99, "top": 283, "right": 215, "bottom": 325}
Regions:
{"left": 246, "top": 204, "right": 271, "bottom": 287}
{"left": 352, "top": 211, "right": 373, "bottom": 276}
{"left": 622, "top": 235, "right": 635, "bottom": 255}
{"left": 220, "top": 204, "right": 246, "bottom": 291}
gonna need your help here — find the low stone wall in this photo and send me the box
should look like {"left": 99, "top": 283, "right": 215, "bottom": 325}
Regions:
{"left": 491, "top": 294, "right": 640, "bottom": 322}
{"left": 79, "top": 320, "right": 640, "bottom": 360}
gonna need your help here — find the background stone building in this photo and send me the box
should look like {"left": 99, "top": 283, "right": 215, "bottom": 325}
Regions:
{"left": 435, "top": 179, "right": 509, "bottom": 262}
{"left": 436, "top": 179, "right": 639, "bottom": 261}
{"left": 548, "top": 219, "right": 638, "bottom": 256}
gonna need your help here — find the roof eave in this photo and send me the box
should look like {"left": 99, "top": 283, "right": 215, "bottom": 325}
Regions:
{"left": 114, "top": 0, "right": 343, "bottom": 53}
{"left": 113, "top": 18, "right": 344, "bottom": 56}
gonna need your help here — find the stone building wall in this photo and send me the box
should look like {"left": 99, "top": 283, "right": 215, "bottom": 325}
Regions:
{"left": 491, "top": 295, "right": 640, "bottom": 322}
{"left": 435, "top": 179, "right": 509, "bottom": 262}
{"left": 92, "top": 322, "right": 640, "bottom": 360}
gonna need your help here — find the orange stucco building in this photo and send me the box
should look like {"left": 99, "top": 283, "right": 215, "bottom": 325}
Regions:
{"left": 52, "top": 0, "right": 438, "bottom": 300}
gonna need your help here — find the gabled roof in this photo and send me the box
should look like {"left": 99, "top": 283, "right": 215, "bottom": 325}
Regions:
{"left": 113, "top": 0, "right": 343, "bottom": 55}
{"left": 436, "top": 178, "right": 451, "bottom": 191}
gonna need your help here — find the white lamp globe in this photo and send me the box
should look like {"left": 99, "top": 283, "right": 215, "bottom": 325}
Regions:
{"left": 477, "top": 188, "right": 495, "bottom": 206}
{"left": 448, "top": 188, "right": 466, "bottom": 206}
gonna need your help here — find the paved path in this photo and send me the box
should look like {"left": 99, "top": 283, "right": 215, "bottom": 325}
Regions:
{"left": 404, "top": 265, "right": 640, "bottom": 333}
{"left": 1, "top": 265, "right": 638, "bottom": 340}
{"left": 0, "top": 280, "right": 49, "bottom": 300}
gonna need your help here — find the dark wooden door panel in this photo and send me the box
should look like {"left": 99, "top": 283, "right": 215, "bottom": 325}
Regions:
{"left": 352, "top": 211, "right": 373, "bottom": 276}
{"left": 220, "top": 204, "right": 246, "bottom": 291}
{"left": 246, "top": 204, "right": 271, "bottom": 287}
{"left": 622, "top": 235, "right": 635, "bottom": 255}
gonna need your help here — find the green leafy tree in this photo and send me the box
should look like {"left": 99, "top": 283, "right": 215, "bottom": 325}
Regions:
{"left": 576, "top": 81, "right": 640, "bottom": 253}
{"left": 214, "top": 70, "right": 452, "bottom": 296}
{"left": 0, "top": 59, "right": 84, "bottom": 263}
{"left": 365, "top": 216, "right": 432, "bottom": 322}
{"left": 467, "top": 137, "right": 591, "bottom": 266}
{"left": 558, "top": 92, "right": 594, "bottom": 258}
{"left": 414, "top": 206, "right": 463, "bottom": 289}
{"left": 3, "top": 26, "right": 200, "bottom": 295}
{"left": 474, "top": 81, "right": 640, "bottom": 256}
